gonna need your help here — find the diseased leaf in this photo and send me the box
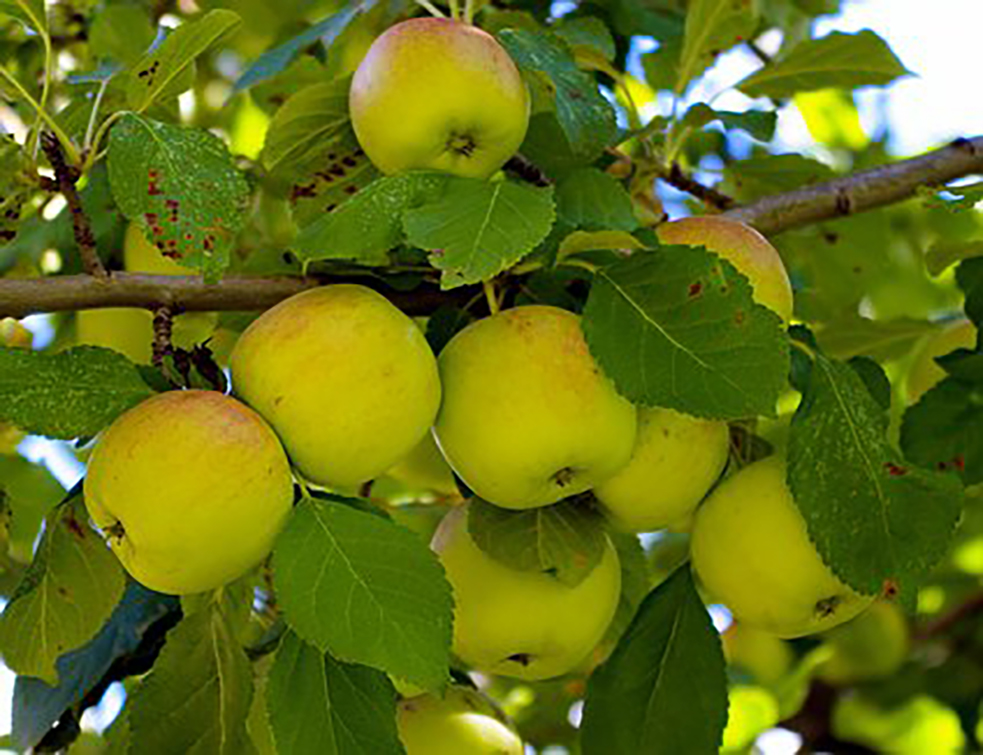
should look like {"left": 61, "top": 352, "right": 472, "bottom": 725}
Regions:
{"left": 272, "top": 497, "right": 453, "bottom": 690}
{"left": 737, "top": 30, "right": 910, "bottom": 99}
{"left": 582, "top": 247, "right": 790, "bottom": 419}
{"left": 108, "top": 113, "right": 249, "bottom": 282}
{"left": 788, "top": 341, "right": 964, "bottom": 596}
{"left": 0, "top": 499, "right": 126, "bottom": 684}
{"left": 581, "top": 567, "right": 728, "bottom": 755}
{"left": 468, "top": 497, "right": 608, "bottom": 587}
{"left": 127, "top": 592, "right": 255, "bottom": 755}
{"left": 127, "top": 10, "right": 242, "bottom": 112}
{"left": 555, "top": 168, "right": 638, "bottom": 232}
{"left": 267, "top": 632, "right": 402, "bottom": 755}
{"left": 404, "top": 177, "right": 555, "bottom": 288}
{"left": 0, "top": 346, "right": 154, "bottom": 439}
{"left": 676, "top": 0, "right": 757, "bottom": 93}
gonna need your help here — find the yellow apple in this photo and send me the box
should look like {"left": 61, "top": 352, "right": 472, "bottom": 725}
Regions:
{"left": 76, "top": 222, "right": 217, "bottom": 363}
{"left": 691, "top": 456, "right": 873, "bottom": 637}
{"left": 431, "top": 504, "right": 621, "bottom": 680}
{"left": 593, "top": 406, "right": 729, "bottom": 532}
{"left": 433, "top": 305, "right": 636, "bottom": 509}
{"left": 657, "top": 216, "right": 794, "bottom": 323}
{"left": 230, "top": 284, "right": 441, "bottom": 490}
{"left": 349, "top": 18, "right": 529, "bottom": 179}
{"left": 722, "top": 622, "right": 794, "bottom": 688}
{"left": 385, "top": 432, "right": 460, "bottom": 499}
{"left": 906, "top": 318, "right": 976, "bottom": 403}
{"left": 84, "top": 390, "right": 293, "bottom": 595}
{"left": 816, "top": 600, "right": 909, "bottom": 684}
{"left": 397, "top": 686, "right": 523, "bottom": 755}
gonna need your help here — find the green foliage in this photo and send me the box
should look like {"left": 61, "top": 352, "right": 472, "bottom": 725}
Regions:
{"left": 676, "top": 0, "right": 757, "bottom": 93}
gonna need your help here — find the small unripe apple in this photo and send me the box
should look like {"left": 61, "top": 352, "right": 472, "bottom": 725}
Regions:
{"left": 349, "top": 18, "right": 530, "bottom": 179}
{"left": 397, "top": 686, "right": 523, "bottom": 755}
{"left": 431, "top": 504, "right": 621, "bottom": 680}
{"left": 594, "top": 406, "right": 729, "bottom": 532}
{"left": 657, "top": 217, "right": 794, "bottom": 324}
{"left": 906, "top": 318, "right": 976, "bottom": 403}
{"left": 433, "top": 305, "right": 637, "bottom": 509}
{"left": 691, "top": 456, "right": 873, "bottom": 637}
{"left": 230, "top": 284, "right": 441, "bottom": 490}
{"left": 722, "top": 622, "right": 794, "bottom": 687}
{"left": 84, "top": 390, "right": 293, "bottom": 595}
{"left": 385, "top": 432, "right": 460, "bottom": 499}
{"left": 816, "top": 600, "right": 909, "bottom": 684}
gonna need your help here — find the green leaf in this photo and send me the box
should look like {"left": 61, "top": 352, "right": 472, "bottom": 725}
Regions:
{"left": 925, "top": 240, "right": 983, "bottom": 276}
{"left": 555, "top": 168, "right": 638, "bottom": 232}
{"left": 814, "top": 315, "right": 935, "bottom": 362}
{"left": 556, "top": 230, "right": 643, "bottom": 262}
{"left": 553, "top": 16, "right": 616, "bottom": 61}
{"left": 788, "top": 346, "right": 964, "bottom": 595}
{"left": 641, "top": 39, "right": 681, "bottom": 92}
{"left": 287, "top": 132, "right": 379, "bottom": 228}
{"left": 581, "top": 248, "right": 790, "bottom": 420}
{"left": 272, "top": 497, "right": 453, "bottom": 690}
{"left": 676, "top": 0, "right": 757, "bottom": 93}
{"left": 0, "top": 0, "right": 46, "bottom": 33}
{"left": 722, "top": 154, "right": 835, "bottom": 202}
{"left": 108, "top": 113, "right": 249, "bottom": 282}
{"left": 404, "top": 177, "right": 555, "bottom": 288}
{"left": 958, "top": 258, "right": 983, "bottom": 327}
{"left": 0, "top": 346, "right": 154, "bottom": 439}
{"left": 260, "top": 79, "right": 351, "bottom": 183}
{"left": 498, "top": 28, "right": 618, "bottom": 162}
{"left": 0, "top": 499, "right": 125, "bottom": 684}
{"left": 127, "top": 593, "right": 256, "bottom": 755}
{"left": 127, "top": 9, "right": 242, "bottom": 112}
{"left": 680, "top": 103, "right": 778, "bottom": 142}
{"left": 294, "top": 172, "right": 445, "bottom": 267}
{"left": 467, "top": 497, "right": 608, "bottom": 587}
{"left": 581, "top": 567, "right": 728, "bottom": 755}
{"left": 901, "top": 377, "right": 983, "bottom": 485}
{"left": 0, "top": 134, "right": 33, "bottom": 244}
{"left": 737, "top": 30, "right": 910, "bottom": 99}
{"left": 605, "top": 533, "right": 650, "bottom": 644}
{"left": 267, "top": 632, "right": 402, "bottom": 755}
{"left": 89, "top": 5, "right": 156, "bottom": 66}
{"left": 0, "top": 454, "right": 63, "bottom": 561}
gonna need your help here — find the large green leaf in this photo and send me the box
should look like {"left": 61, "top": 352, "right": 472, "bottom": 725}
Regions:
{"left": 737, "top": 30, "right": 909, "bottom": 99}
{"left": 108, "top": 113, "right": 249, "bottom": 282}
{"left": 404, "top": 177, "right": 555, "bottom": 288}
{"left": 272, "top": 497, "right": 453, "bottom": 690}
{"left": 267, "top": 632, "right": 402, "bottom": 755}
{"left": 581, "top": 248, "right": 789, "bottom": 419}
{"left": 555, "top": 168, "right": 638, "bottom": 232}
{"left": 676, "top": 0, "right": 757, "bottom": 93}
{"left": 0, "top": 346, "right": 153, "bottom": 440}
{"left": 0, "top": 499, "right": 126, "bottom": 684}
{"left": 581, "top": 567, "right": 728, "bottom": 754}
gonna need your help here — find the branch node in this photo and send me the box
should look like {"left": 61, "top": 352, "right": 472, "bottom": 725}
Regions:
{"left": 151, "top": 305, "right": 174, "bottom": 368}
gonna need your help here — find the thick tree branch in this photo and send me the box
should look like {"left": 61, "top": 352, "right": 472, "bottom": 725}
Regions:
{"left": 722, "top": 136, "right": 983, "bottom": 235}
{"left": 659, "top": 163, "right": 737, "bottom": 210}
{"left": 0, "top": 272, "right": 472, "bottom": 318}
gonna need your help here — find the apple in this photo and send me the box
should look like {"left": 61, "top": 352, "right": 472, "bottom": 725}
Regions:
{"left": 76, "top": 222, "right": 217, "bottom": 363}
{"left": 691, "top": 455, "right": 873, "bottom": 637}
{"left": 384, "top": 432, "right": 460, "bottom": 499}
{"left": 593, "top": 406, "right": 729, "bottom": 532}
{"left": 657, "top": 216, "right": 794, "bottom": 324}
{"left": 722, "top": 622, "right": 794, "bottom": 688}
{"left": 816, "top": 600, "right": 909, "bottom": 684}
{"left": 906, "top": 318, "right": 976, "bottom": 403}
{"left": 431, "top": 504, "right": 621, "bottom": 680}
{"left": 230, "top": 284, "right": 441, "bottom": 490}
{"left": 349, "top": 18, "right": 530, "bottom": 179}
{"left": 433, "top": 305, "right": 637, "bottom": 509}
{"left": 84, "top": 390, "right": 293, "bottom": 595}
{"left": 397, "top": 686, "right": 523, "bottom": 755}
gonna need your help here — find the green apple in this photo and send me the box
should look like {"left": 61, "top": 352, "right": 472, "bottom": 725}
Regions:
{"left": 434, "top": 305, "right": 636, "bottom": 509}
{"left": 722, "top": 622, "right": 794, "bottom": 688}
{"left": 76, "top": 222, "right": 217, "bottom": 363}
{"left": 832, "top": 693, "right": 965, "bottom": 754}
{"left": 349, "top": 17, "right": 529, "bottom": 179}
{"left": 385, "top": 431, "right": 460, "bottom": 499}
{"left": 84, "top": 390, "right": 293, "bottom": 594}
{"left": 691, "top": 456, "right": 873, "bottom": 637}
{"left": 397, "top": 686, "right": 523, "bottom": 755}
{"left": 816, "top": 600, "right": 909, "bottom": 684}
{"left": 906, "top": 318, "right": 976, "bottom": 403}
{"left": 658, "top": 216, "right": 794, "bottom": 324}
{"left": 431, "top": 504, "right": 621, "bottom": 680}
{"left": 594, "top": 406, "right": 729, "bottom": 532}
{"left": 230, "top": 284, "right": 441, "bottom": 490}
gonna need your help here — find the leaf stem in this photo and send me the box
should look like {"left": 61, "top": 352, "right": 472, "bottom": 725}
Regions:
{"left": 414, "top": 0, "right": 447, "bottom": 17}
{"left": 464, "top": 0, "right": 475, "bottom": 24}
{"left": 483, "top": 279, "right": 500, "bottom": 315}
{"left": 82, "top": 110, "right": 127, "bottom": 174}
{"left": 448, "top": 0, "right": 460, "bottom": 20}
{"left": 0, "top": 65, "right": 79, "bottom": 165}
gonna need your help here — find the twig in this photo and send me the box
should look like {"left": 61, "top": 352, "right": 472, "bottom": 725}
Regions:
{"left": 722, "top": 136, "right": 983, "bottom": 235}
{"left": 915, "top": 590, "right": 983, "bottom": 641}
{"left": 658, "top": 163, "right": 736, "bottom": 210}
{"left": 151, "top": 306, "right": 173, "bottom": 368}
{"left": 503, "top": 154, "right": 553, "bottom": 187}
{"left": 39, "top": 132, "right": 107, "bottom": 278}
{"left": 0, "top": 273, "right": 475, "bottom": 318}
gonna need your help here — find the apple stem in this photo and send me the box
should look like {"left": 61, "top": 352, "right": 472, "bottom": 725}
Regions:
{"left": 482, "top": 280, "right": 500, "bottom": 315}
{"left": 448, "top": 0, "right": 460, "bottom": 19}
{"left": 463, "top": 0, "right": 475, "bottom": 24}
{"left": 414, "top": 0, "right": 447, "bottom": 17}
